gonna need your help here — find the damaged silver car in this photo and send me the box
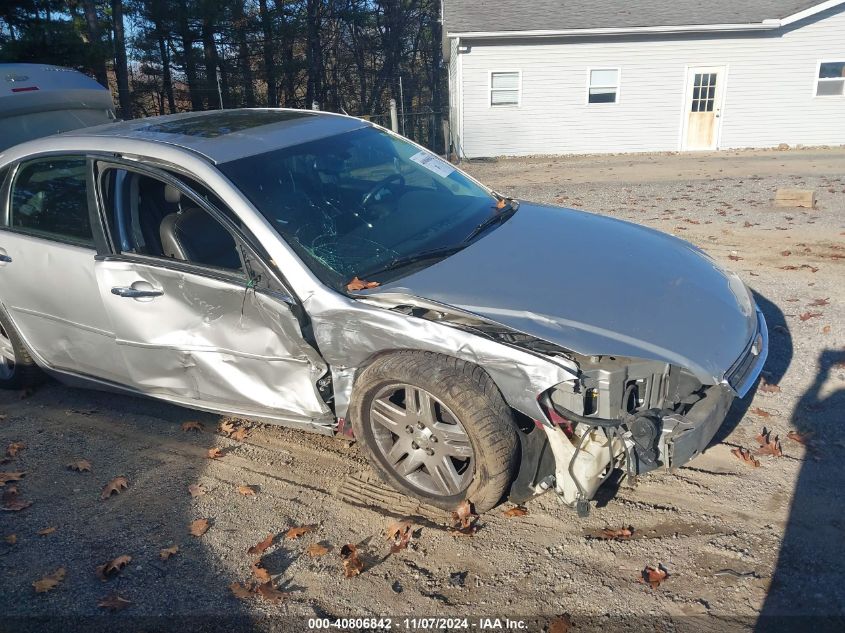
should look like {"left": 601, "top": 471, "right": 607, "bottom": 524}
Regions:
{"left": 0, "top": 109, "right": 767, "bottom": 513}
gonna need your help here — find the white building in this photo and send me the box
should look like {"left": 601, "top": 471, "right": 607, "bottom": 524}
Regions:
{"left": 443, "top": 0, "right": 845, "bottom": 157}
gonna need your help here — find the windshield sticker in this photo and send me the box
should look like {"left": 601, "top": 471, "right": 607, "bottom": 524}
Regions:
{"left": 409, "top": 150, "right": 455, "bottom": 178}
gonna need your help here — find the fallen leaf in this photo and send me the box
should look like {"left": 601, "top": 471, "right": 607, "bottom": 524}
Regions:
{"left": 219, "top": 419, "right": 237, "bottom": 436}
{"left": 33, "top": 567, "right": 66, "bottom": 593}
{"left": 181, "top": 421, "right": 204, "bottom": 432}
{"left": 346, "top": 276, "right": 380, "bottom": 292}
{"left": 98, "top": 593, "right": 132, "bottom": 611}
{"left": 251, "top": 560, "right": 271, "bottom": 583}
{"left": 96, "top": 555, "right": 132, "bottom": 581}
{"left": 340, "top": 543, "right": 365, "bottom": 577}
{"left": 799, "top": 311, "right": 823, "bottom": 322}
{"left": 247, "top": 533, "right": 275, "bottom": 555}
{"left": 385, "top": 520, "right": 413, "bottom": 553}
{"left": 548, "top": 614, "right": 573, "bottom": 633}
{"left": 823, "top": 325, "right": 831, "bottom": 334}
{"left": 6, "top": 442, "right": 25, "bottom": 458}
{"left": 449, "top": 499, "right": 478, "bottom": 535}
{"left": 237, "top": 485, "right": 256, "bottom": 496}
{"left": 256, "top": 581, "right": 287, "bottom": 604}
{"left": 0, "top": 471, "right": 26, "bottom": 486}
{"left": 780, "top": 250, "right": 791, "bottom": 256}
{"left": 189, "top": 518, "right": 210, "bottom": 537}
{"left": 755, "top": 427, "right": 783, "bottom": 457}
{"left": 285, "top": 525, "right": 316, "bottom": 540}
{"left": 787, "top": 430, "right": 813, "bottom": 445}
{"left": 188, "top": 484, "right": 207, "bottom": 498}
{"left": 598, "top": 526, "right": 634, "bottom": 540}
{"left": 2, "top": 485, "right": 32, "bottom": 511}
{"left": 100, "top": 476, "right": 129, "bottom": 500}
{"left": 5, "top": 534, "right": 16, "bottom": 544}
{"left": 808, "top": 298, "right": 830, "bottom": 307}
{"left": 206, "top": 447, "right": 224, "bottom": 459}
{"left": 67, "top": 460, "right": 92, "bottom": 472}
{"left": 230, "top": 426, "right": 249, "bottom": 442}
{"left": 159, "top": 545, "right": 179, "bottom": 560}
{"left": 751, "top": 408, "right": 772, "bottom": 419}
{"left": 728, "top": 254, "right": 742, "bottom": 261}
{"left": 37, "top": 526, "right": 57, "bottom": 536}
{"left": 758, "top": 378, "right": 782, "bottom": 394}
{"left": 731, "top": 447, "right": 761, "bottom": 467}
{"left": 641, "top": 564, "right": 669, "bottom": 589}
{"left": 503, "top": 506, "right": 529, "bottom": 518}
{"left": 229, "top": 582, "right": 254, "bottom": 600}
{"left": 306, "top": 542, "right": 330, "bottom": 558}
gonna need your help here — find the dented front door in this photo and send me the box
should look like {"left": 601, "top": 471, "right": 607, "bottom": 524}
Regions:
{"left": 94, "top": 258, "right": 332, "bottom": 423}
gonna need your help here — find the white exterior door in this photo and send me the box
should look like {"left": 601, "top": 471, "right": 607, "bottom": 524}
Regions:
{"left": 682, "top": 67, "right": 726, "bottom": 150}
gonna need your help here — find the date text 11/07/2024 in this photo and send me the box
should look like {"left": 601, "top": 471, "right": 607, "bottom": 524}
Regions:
{"left": 307, "top": 617, "right": 531, "bottom": 630}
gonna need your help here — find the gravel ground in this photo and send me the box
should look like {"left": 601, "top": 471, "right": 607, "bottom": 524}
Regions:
{"left": 1, "top": 147, "right": 843, "bottom": 633}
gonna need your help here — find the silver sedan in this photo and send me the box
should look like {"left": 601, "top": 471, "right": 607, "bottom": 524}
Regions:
{"left": 0, "top": 109, "right": 766, "bottom": 513}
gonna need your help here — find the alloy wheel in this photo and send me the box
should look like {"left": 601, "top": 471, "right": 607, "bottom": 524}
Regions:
{"left": 0, "top": 324, "right": 15, "bottom": 380}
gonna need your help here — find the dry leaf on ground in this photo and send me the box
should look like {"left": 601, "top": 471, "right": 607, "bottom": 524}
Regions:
{"left": 751, "top": 408, "right": 772, "bottom": 419}
{"left": 346, "top": 276, "right": 380, "bottom": 291}
{"left": 6, "top": 442, "right": 25, "bottom": 458}
{"left": 229, "top": 582, "right": 253, "bottom": 600}
{"left": 449, "top": 500, "right": 479, "bottom": 536}
{"left": 188, "top": 483, "right": 207, "bottom": 497}
{"left": 256, "top": 581, "right": 287, "bottom": 604}
{"left": 181, "top": 421, "right": 204, "bottom": 432}
{"left": 808, "top": 298, "right": 830, "bottom": 307}
{"left": 219, "top": 419, "right": 237, "bottom": 436}
{"left": 100, "top": 476, "right": 129, "bottom": 500}
{"left": 98, "top": 593, "right": 132, "bottom": 611}
{"left": 230, "top": 427, "right": 249, "bottom": 442}
{"left": 641, "top": 564, "right": 669, "bottom": 589}
{"left": 247, "top": 533, "right": 275, "bottom": 555}
{"left": 237, "top": 485, "right": 256, "bottom": 496}
{"left": 385, "top": 520, "right": 413, "bottom": 553}
{"left": 206, "top": 447, "right": 224, "bottom": 459}
{"left": 96, "top": 555, "right": 132, "bottom": 581}
{"left": 2, "top": 485, "right": 32, "bottom": 511}
{"left": 5, "top": 533, "right": 16, "bottom": 544}
{"left": 0, "top": 471, "right": 25, "bottom": 486}
{"left": 503, "top": 506, "right": 529, "bottom": 518}
{"left": 799, "top": 311, "right": 823, "bottom": 322}
{"left": 33, "top": 567, "right": 66, "bottom": 593}
{"left": 731, "top": 447, "right": 761, "bottom": 467}
{"left": 37, "top": 526, "right": 56, "bottom": 536}
{"left": 548, "top": 614, "right": 573, "bottom": 633}
{"left": 759, "top": 378, "right": 782, "bottom": 394}
{"left": 340, "top": 543, "right": 365, "bottom": 577}
{"left": 160, "top": 545, "right": 179, "bottom": 560}
{"left": 67, "top": 460, "right": 92, "bottom": 472}
{"left": 306, "top": 542, "right": 330, "bottom": 558}
{"left": 251, "top": 560, "right": 271, "bottom": 583}
{"left": 755, "top": 427, "right": 783, "bottom": 457}
{"left": 787, "top": 430, "right": 813, "bottom": 445}
{"left": 285, "top": 525, "right": 316, "bottom": 540}
{"left": 189, "top": 518, "right": 210, "bottom": 537}
{"left": 598, "top": 526, "right": 634, "bottom": 540}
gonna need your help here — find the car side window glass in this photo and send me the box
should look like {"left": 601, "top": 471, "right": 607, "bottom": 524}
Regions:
{"left": 102, "top": 168, "right": 243, "bottom": 274}
{"left": 9, "top": 157, "right": 93, "bottom": 247}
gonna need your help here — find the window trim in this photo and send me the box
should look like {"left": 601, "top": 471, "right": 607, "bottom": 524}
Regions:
{"left": 586, "top": 67, "right": 621, "bottom": 105}
{"left": 2, "top": 154, "right": 98, "bottom": 249}
{"left": 814, "top": 59, "right": 845, "bottom": 98}
{"left": 488, "top": 70, "right": 522, "bottom": 108}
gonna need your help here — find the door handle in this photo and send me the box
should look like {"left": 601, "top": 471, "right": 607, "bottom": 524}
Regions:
{"left": 111, "top": 286, "right": 163, "bottom": 299}
{"left": 0, "top": 254, "right": 11, "bottom": 263}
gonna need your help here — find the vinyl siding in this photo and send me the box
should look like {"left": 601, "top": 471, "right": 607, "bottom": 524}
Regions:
{"left": 448, "top": 37, "right": 460, "bottom": 153}
{"left": 454, "top": 6, "right": 845, "bottom": 156}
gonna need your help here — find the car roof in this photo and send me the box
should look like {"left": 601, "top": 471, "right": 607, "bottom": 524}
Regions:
{"left": 57, "top": 108, "right": 371, "bottom": 164}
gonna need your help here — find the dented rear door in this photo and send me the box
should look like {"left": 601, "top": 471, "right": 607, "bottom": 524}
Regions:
{"left": 94, "top": 257, "right": 332, "bottom": 423}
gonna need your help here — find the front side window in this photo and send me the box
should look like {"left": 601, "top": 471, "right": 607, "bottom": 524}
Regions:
{"left": 816, "top": 61, "right": 845, "bottom": 96}
{"left": 588, "top": 69, "right": 620, "bottom": 104}
{"left": 219, "top": 127, "right": 500, "bottom": 288}
{"left": 490, "top": 71, "right": 520, "bottom": 106}
{"left": 9, "top": 157, "right": 93, "bottom": 246}
{"left": 100, "top": 168, "right": 243, "bottom": 273}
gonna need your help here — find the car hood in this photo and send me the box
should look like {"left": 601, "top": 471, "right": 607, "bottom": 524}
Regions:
{"left": 373, "top": 203, "right": 757, "bottom": 384}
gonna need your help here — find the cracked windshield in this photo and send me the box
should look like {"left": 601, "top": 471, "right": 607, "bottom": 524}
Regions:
{"left": 219, "top": 127, "right": 500, "bottom": 287}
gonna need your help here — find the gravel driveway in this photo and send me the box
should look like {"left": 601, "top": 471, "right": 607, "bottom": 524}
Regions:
{"left": 1, "top": 147, "right": 843, "bottom": 632}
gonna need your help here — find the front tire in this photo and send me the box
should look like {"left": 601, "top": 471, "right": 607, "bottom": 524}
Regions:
{"left": 349, "top": 351, "right": 518, "bottom": 512}
{"left": 0, "top": 308, "right": 43, "bottom": 390}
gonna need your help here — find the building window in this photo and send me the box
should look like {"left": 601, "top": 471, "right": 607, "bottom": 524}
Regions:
{"left": 490, "top": 71, "right": 520, "bottom": 106}
{"left": 817, "top": 61, "right": 845, "bottom": 96}
{"left": 588, "top": 68, "right": 619, "bottom": 104}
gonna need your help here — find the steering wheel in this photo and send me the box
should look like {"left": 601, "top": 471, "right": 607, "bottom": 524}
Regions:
{"left": 360, "top": 173, "right": 406, "bottom": 210}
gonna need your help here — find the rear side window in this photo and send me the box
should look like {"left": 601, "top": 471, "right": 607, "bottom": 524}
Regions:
{"left": 9, "top": 157, "right": 93, "bottom": 247}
